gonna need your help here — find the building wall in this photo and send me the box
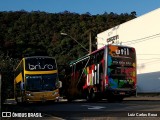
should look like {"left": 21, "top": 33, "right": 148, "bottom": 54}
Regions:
{"left": 137, "top": 71, "right": 160, "bottom": 93}
{"left": 97, "top": 8, "right": 160, "bottom": 93}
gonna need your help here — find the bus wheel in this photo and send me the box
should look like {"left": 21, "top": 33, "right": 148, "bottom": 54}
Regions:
{"left": 67, "top": 95, "right": 73, "bottom": 102}
{"left": 86, "top": 90, "right": 91, "bottom": 102}
{"left": 107, "top": 96, "right": 115, "bottom": 103}
{"left": 16, "top": 97, "right": 25, "bottom": 105}
{"left": 86, "top": 93, "right": 90, "bottom": 102}
{"left": 116, "top": 97, "right": 124, "bottom": 102}
{"left": 86, "top": 89, "right": 96, "bottom": 102}
{"left": 67, "top": 98, "right": 72, "bottom": 102}
{"left": 90, "top": 90, "right": 97, "bottom": 102}
{"left": 15, "top": 98, "right": 19, "bottom": 105}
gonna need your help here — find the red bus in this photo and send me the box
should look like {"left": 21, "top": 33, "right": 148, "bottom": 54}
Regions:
{"left": 62, "top": 45, "right": 136, "bottom": 102}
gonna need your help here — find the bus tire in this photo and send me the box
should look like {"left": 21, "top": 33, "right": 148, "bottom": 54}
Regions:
{"left": 90, "top": 89, "right": 97, "bottom": 102}
{"left": 67, "top": 95, "right": 73, "bottom": 102}
{"left": 86, "top": 89, "right": 97, "bottom": 102}
{"left": 107, "top": 96, "right": 116, "bottom": 103}
{"left": 116, "top": 97, "right": 124, "bottom": 102}
{"left": 67, "top": 98, "right": 72, "bottom": 102}
{"left": 86, "top": 93, "right": 91, "bottom": 102}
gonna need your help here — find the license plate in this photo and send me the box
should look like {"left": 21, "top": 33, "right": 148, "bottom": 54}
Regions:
{"left": 120, "top": 92, "right": 125, "bottom": 95}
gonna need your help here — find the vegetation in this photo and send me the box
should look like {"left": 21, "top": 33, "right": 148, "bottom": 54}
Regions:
{"left": 0, "top": 10, "right": 136, "bottom": 102}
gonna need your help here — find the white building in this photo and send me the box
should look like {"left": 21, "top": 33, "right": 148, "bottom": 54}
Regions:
{"left": 97, "top": 8, "right": 160, "bottom": 93}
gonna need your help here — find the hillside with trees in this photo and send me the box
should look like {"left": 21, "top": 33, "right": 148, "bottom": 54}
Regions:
{"left": 0, "top": 10, "right": 136, "bottom": 102}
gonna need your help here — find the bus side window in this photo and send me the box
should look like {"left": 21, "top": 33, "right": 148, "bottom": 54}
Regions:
{"left": 20, "top": 82, "right": 24, "bottom": 91}
{"left": 89, "top": 56, "right": 93, "bottom": 66}
{"left": 97, "top": 53, "right": 100, "bottom": 63}
{"left": 71, "top": 64, "right": 75, "bottom": 80}
{"left": 16, "top": 82, "right": 21, "bottom": 96}
{"left": 97, "top": 50, "right": 104, "bottom": 63}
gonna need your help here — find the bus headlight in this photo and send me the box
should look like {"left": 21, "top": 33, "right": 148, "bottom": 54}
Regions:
{"left": 26, "top": 92, "right": 33, "bottom": 96}
{"left": 55, "top": 81, "right": 60, "bottom": 88}
{"left": 52, "top": 91, "right": 58, "bottom": 96}
{"left": 55, "top": 81, "right": 62, "bottom": 88}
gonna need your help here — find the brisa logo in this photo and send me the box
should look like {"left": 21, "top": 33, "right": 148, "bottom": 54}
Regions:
{"left": 28, "top": 63, "right": 54, "bottom": 70}
{"left": 116, "top": 48, "right": 129, "bottom": 55}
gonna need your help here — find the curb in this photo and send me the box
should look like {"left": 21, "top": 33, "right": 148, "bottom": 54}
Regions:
{"left": 124, "top": 96, "right": 160, "bottom": 101}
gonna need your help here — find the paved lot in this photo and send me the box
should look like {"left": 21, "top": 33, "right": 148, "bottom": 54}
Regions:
{"left": 3, "top": 95, "right": 160, "bottom": 105}
{"left": 2, "top": 95, "right": 160, "bottom": 120}
{"left": 124, "top": 95, "right": 160, "bottom": 101}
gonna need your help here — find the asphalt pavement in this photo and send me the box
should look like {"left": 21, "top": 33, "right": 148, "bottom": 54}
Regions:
{"left": 3, "top": 95, "right": 160, "bottom": 105}
{"left": 124, "top": 95, "right": 160, "bottom": 101}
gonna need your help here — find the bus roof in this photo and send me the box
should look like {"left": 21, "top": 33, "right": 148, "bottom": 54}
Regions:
{"left": 14, "top": 56, "right": 55, "bottom": 71}
{"left": 69, "top": 54, "right": 89, "bottom": 65}
{"left": 24, "top": 56, "right": 55, "bottom": 59}
{"left": 69, "top": 44, "right": 135, "bottom": 65}
{"left": 69, "top": 46, "right": 106, "bottom": 65}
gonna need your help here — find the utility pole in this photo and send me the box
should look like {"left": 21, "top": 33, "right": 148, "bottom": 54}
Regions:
{"left": 61, "top": 32, "right": 89, "bottom": 53}
{"left": 89, "top": 31, "right": 92, "bottom": 54}
{"left": 0, "top": 73, "right": 1, "bottom": 104}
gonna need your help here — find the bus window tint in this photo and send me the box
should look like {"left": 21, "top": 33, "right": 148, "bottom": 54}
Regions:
{"left": 26, "top": 74, "right": 57, "bottom": 91}
{"left": 43, "top": 74, "right": 57, "bottom": 90}
{"left": 26, "top": 76, "right": 42, "bottom": 91}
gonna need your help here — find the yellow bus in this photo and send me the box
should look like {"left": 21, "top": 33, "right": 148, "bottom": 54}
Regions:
{"left": 14, "top": 56, "right": 61, "bottom": 103}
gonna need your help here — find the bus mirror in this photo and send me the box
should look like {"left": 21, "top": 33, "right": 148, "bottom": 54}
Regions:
{"left": 59, "top": 81, "right": 62, "bottom": 88}
{"left": 20, "top": 82, "right": 24, "bottom": 91}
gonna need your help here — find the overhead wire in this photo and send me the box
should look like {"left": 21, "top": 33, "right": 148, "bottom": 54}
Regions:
{"left": 137, "top": 59, "right": 160, "bottom": 66}
{"left": 123, "top": 33, "right": 160, "bottom": 45}
{"left": 138, "top": 58, "right": 160, "bottom": 60}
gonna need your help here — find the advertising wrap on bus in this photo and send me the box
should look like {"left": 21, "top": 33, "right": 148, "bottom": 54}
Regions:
{"left": 108, "top": 45, "right": 136, "bottom": 89}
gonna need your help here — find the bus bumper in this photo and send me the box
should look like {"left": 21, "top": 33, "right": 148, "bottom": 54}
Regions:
{"left": 25, "top": 89, "right": 60, "bottom": 103}
{"left": 108, "top": 89, "right": 136, "bottom": 97}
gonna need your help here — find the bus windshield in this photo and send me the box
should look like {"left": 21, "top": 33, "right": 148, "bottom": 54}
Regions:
{"left": 26, "top": 74, "right": 58, "bottom": 91}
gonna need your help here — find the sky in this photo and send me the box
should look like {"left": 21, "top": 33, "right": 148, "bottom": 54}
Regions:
{"left": 0, "top": 0, "right": 160, "bottom": 16}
